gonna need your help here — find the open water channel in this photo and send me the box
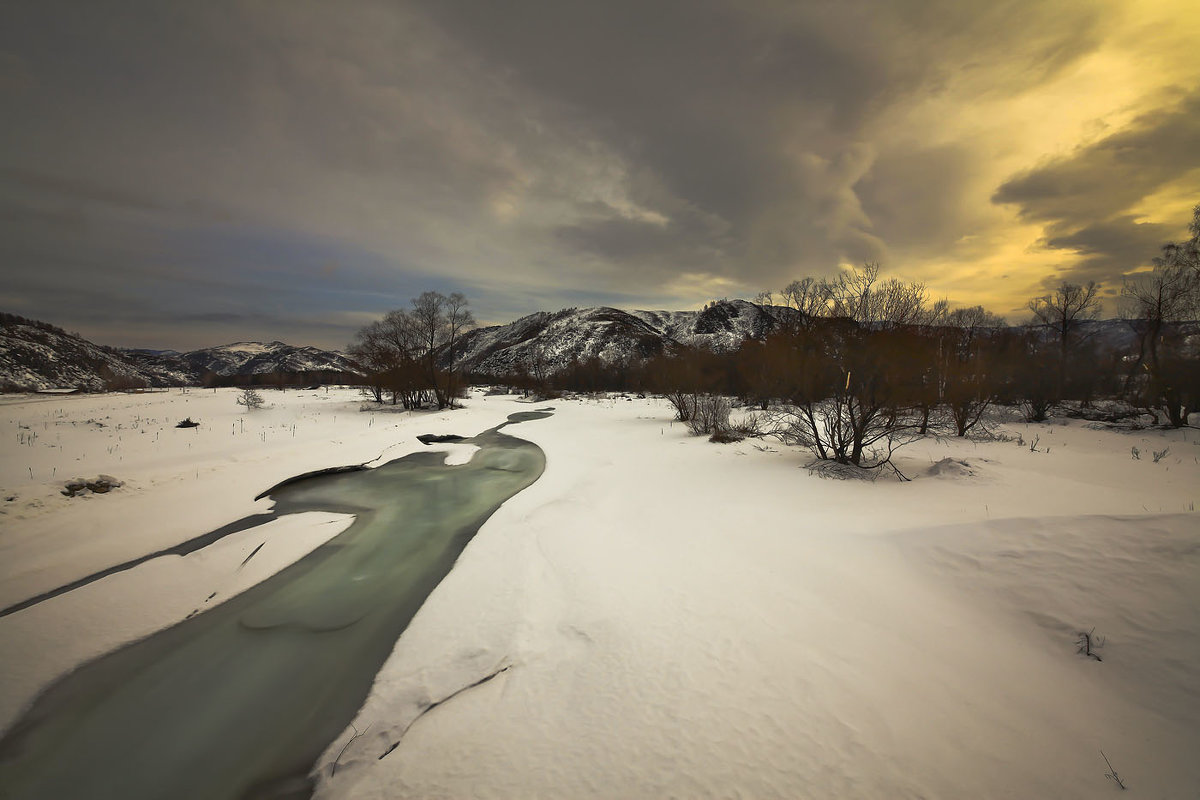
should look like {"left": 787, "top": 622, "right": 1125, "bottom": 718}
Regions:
{"left": 0, "top": 410, "right": 552, "bottom": 799}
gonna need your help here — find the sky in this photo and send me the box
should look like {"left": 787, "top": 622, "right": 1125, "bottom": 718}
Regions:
{"left": 1, "top": 1, "right": 1198, "bottom": 351}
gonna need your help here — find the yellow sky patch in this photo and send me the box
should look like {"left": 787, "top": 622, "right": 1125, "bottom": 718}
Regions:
{"left": 871, "top": 0, "right": 1200, "bottom": 313}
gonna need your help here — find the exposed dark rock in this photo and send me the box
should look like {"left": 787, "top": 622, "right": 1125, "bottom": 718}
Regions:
{"left": 417, "top": 433, "right": 467, "bottom": 444}
{"left": 62, "top": 475, "right": 124, "bottom": 497}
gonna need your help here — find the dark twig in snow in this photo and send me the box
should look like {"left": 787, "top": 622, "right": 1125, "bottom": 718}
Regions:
{"left": 1076, "top": 627, "right": 1104, "bottom": 661}
{"left": 378, "top": 663, "right": 512, "bottom": 760}
{"left": 239, "top": 541, "right": 266, "bottom": 568}
{"left": 1100, "top": 750, "right": 1126, "bottom": 789}
{"left": 331, "top": 722, "right": 371, "bottom": 777}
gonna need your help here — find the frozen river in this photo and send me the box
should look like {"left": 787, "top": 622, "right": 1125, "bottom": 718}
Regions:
{"left": 0, "top": 411, "right": 551, "bottom": 799}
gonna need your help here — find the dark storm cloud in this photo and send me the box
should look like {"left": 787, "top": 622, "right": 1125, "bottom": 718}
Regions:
{"left": 416, "top": 0, "right": 822, "bottom": 284}
{"left": 1041, "top": 216, "right": 1179, "bottom": 285}
{"left": 993, "top": 91, "right": 1200, "bottom": 223}
{"left": 2, "top": 168, "right": 161, "bottom": 212}
{"left": 0, "top": 0, "right": 1138, "bottom": 347}
{"left": 993, "top": 90, "right": 1200, "bottom": 284}
{"left": 421, "top": 0, "right": 1104, "bottom": 280}
{"left": 556, "top": 217, "right": 680, "bottom": 262}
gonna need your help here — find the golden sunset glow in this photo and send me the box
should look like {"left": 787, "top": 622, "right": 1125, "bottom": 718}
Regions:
{"left": 865, "top": 0, "right": 1200, "bottom": 317}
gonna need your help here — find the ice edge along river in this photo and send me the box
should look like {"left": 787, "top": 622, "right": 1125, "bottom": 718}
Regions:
{"left": 0, "top": 410, "right": 553, "bottom": 800}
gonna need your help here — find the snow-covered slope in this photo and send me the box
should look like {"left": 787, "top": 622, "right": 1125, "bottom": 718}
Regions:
{"left": 0, "top": 314, "right": 356, "bottom": 391}
{"left": 0, "top": 315, "right": 188, "bottom": 391}
{"left": 173, "top": 341, "right": 357, "bottom": 378}
{"left": 454, "top": 304, "right": 1199, "bottom": 378}
{"left": 454, "top": 299, "right": 790, "bottom": 376}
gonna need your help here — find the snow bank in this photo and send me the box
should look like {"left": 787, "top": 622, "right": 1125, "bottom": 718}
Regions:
{"left": 1, "top": 390, "right": 1197, "bottom": 797}
{"left": 313, "top": 399, "right": 1199, "bottom": 798}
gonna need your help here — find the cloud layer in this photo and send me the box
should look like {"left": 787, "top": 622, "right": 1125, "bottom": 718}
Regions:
{"left": 1, "top": 0, "right": 1197, "bottom": 348}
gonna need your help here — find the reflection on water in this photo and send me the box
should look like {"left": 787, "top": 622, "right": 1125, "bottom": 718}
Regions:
{"left": 0, "top": 412, "right": 551, "bottom": 800}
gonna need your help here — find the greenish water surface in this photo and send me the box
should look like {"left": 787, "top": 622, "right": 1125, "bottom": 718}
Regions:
{"left": 0, "top": 411, "right": 551, "bottom": 800}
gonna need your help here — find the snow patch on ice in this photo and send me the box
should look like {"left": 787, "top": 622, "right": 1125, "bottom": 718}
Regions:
{"left": 438, "top": 443, "right": 480, "bottom": 466}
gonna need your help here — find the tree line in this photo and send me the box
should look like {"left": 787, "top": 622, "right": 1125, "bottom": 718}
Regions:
{"left": 450, "top": 206, "right": 1199, "bottom": 471}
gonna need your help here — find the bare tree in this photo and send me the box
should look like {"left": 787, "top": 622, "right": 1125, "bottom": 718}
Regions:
{"left": 442, "top": 292, "right": 476, "bottom": 404}
{"left": 348, "top": 311, "right": 429, "bottom": 407}
{"left": 776, "top": 276, "right": 831, "bottom": 330}
{"left": 942, "top": 306, "right": 1007, "bottom": 436}
{"left": 1121, "top": 208, "right": 1200, "bottom": 426}
{"left": 762, "top": 264, "right": 928, "bottom": 471}
{"left": 350, "top": 292, "right": 474, "bottom": 410}
{"left": 410, "top": 292, "right": 448, "bottom": 406}
{"left": 526, "top": 336, "right": 552, "bottom": 396}
{"left": 1159, "top": 202, "right": 1200, "bottom": 279}
{"left": 649, "top": 344, "right": 704, "bottom": 421}
{"left": 347, "top": 323, "right": 389, "bottom": 403}
{"left": 409, "top": 291, "right": 476, "bottom": 409}
{"left": 825, "top": 262, "right": 931, "bottom": 328}
{"left": 1027, "top": 280, "right": 1102, "bottom": 402}
{"left": 1028, "top": 280, "right": 1102, "bottom": 334}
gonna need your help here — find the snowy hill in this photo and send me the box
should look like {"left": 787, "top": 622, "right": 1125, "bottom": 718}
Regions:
{"left": 453, "top": 299, "right": 793, "bottom": 376}
{"left": 0, "top": 314, "right": 356, "bottom": 391}
{"left": 171, "top": 341, "right": 357, "bottom": 379}
{"left": 0, "top": 314, "right": 188, "bottom": 391}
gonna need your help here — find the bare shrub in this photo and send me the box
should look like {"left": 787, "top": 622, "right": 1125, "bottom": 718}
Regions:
{"left": 665, "top": 390, "right": 697, "bottom": 422}
{"left": 687, "top": 394, "right": 731, "bottom": 436}
{"left": 763, "top": 396, "right": 917, "bottom": 474}
{"left": 1021, "top": 397, "right": 1054, "bottom": 423}
{"left": 236, "top": 388, "right": 264, "bottom": 410}
{"left": 731, "top": 412, "right": 764, "bottom": 438}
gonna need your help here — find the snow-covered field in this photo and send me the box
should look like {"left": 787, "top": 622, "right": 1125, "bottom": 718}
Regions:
{"left": 1, "top": 388, "right": 1197, "bottom": 797}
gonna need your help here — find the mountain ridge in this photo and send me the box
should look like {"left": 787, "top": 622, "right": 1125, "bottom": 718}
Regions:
{"left": 0, "top": 313, "right": 356, "bottom": 391}
{"left": 452, "top": 300, "right": 793, "bottom": 376}
{"left": 4, "top": 303, "right": 1193, "bottom": 391}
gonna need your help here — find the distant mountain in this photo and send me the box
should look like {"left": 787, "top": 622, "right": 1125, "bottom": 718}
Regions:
{"left": 0, "top": 313, "right": 356, "bottom": 391}
{"left": 452, "top": 300, "right": 795, "bottom": 376}
{"left": 168, "top": 341, "right": 358, "bottom": 379}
